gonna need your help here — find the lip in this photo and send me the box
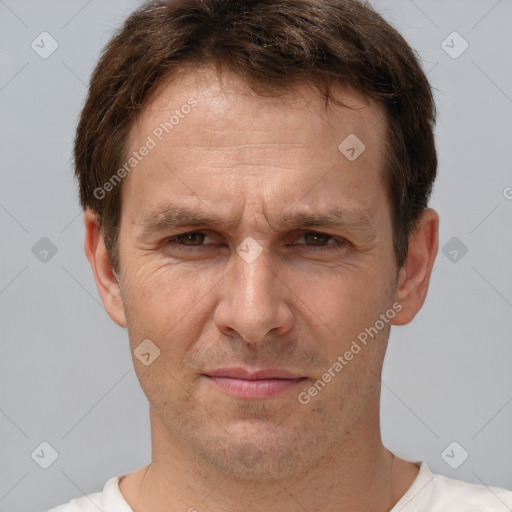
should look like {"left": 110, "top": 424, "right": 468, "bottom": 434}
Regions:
{"left": 205, "top": 368, "right": 304, "bottom": 380}
{"left": 203, "top": 368, "right": 307, "bottom": 399}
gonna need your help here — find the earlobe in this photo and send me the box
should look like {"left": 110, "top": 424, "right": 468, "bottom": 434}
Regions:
{"left": 83, "top": 209, "right": 127, "bottom": 328}
{"left": 392, "top": 208, "right": 439, "bottom": 326}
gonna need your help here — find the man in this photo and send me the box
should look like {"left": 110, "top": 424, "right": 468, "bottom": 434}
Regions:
{"left": 49, "top": 0, "right": 512, "bottom": 510}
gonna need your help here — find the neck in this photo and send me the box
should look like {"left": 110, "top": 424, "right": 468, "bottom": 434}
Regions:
{"left": 120, "top": 396, "right": 419, "bottom": 512}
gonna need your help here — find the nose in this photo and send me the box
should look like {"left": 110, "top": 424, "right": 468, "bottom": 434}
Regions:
{"left": 214, "top": 245, "right": 294, "bottom": 344}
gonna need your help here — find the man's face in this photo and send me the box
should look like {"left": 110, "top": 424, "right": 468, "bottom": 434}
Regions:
{"left": 115, "top": 68, "right": 399, "bottom": 478}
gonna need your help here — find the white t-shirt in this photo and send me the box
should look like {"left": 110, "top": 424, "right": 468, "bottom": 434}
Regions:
{"left": 47, "top": 460, "right": 512, "bottom": 511}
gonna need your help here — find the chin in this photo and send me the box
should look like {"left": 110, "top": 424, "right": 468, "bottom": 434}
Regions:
{"left": 205, "top": 443, "right": 303, "bottom": 480}
{"left": 192, "top": 421, "right": 329, "bottom": 480}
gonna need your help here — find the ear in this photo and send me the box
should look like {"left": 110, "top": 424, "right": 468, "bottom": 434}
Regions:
{"left": 83, "top": 209, "right": 127, "bottom": 328}
{"left": 391, "top": 208, "right": 439, "bottom": 326}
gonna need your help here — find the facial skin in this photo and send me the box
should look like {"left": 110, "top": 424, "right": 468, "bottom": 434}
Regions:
{"left": 84, "top": 66, "right": 438, "bottom": 512}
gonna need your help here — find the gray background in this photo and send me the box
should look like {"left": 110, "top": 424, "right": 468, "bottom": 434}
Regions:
{"left": 0, "top": 0, "right": 511, "bottom": 510}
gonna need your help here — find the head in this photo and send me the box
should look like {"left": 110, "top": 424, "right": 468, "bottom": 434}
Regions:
{"left": 79, "top": 0, "right": 438, "bottom": 479}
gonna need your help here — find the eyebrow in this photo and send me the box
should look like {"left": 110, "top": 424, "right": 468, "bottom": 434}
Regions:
{"left": 135, "top": 203, "right": 376, "bottom": 239}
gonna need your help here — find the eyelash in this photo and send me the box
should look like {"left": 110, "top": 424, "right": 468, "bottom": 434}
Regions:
{"left": 165, "top": 231, "right": 347, "bottom": 252}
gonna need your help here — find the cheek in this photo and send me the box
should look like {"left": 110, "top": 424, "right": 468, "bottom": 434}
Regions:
{"left": 129, "top": 260, "right": 208, "bottom": 313}
{"left": 133, "top": 356, "right": 199, "bottom": 425}
{"left": 122, "top": 263, "right": 217, "bottom": 361}
{"left": 293, "top": 263, "right": 388, "bottom": 337}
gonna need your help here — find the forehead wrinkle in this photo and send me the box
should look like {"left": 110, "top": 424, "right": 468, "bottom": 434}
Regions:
{"left": 274, "top": 208, "right": 372, "bottom": 229}
{"left": 134, "top": 201, "right": 377, "bottom": 243}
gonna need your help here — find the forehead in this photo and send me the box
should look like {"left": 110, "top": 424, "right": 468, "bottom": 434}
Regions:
{"left": 122, "top": 66, "right": 389, "bottom": 224}
{"left": 132, "top": 66, "right": 386, "bottom": 147}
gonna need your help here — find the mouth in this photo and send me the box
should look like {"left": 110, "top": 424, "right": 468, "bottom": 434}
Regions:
{"left": 202, "top": 368, "right": 308, "bottom": 399}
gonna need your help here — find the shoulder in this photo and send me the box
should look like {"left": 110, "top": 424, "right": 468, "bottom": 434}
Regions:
{"left": 430, "top": 471, "right": 512, "bottom": 511}
{"left": 46, "top": 491, "right": 103, "bottom": 512}
{"left": 46, "top": 475, "right": 127, "bottom": 512}
{"left": 393, "top": 461, "right": 512, "bottom": 511}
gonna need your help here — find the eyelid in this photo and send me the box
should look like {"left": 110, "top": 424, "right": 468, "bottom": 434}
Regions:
{"left": 166, "top": 231, "right": 217, "bottom": 245}
{"left": 289, "top": 231, "right": 344, "bottom": 244}
{"left": 166, "top": 229, "right": 347, "bottom": 249}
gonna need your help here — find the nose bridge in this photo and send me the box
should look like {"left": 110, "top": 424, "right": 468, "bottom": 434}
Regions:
{"left": 233, "top": 244, "right": 275, "bottom": 305}
{"left": 214, "top": 244, "right": 293, "bottom": 342}
{"left": 230, "top": 197, "right": 277, "bottom": 300}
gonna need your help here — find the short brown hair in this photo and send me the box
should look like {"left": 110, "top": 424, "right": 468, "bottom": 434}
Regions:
{"left": 74, "top": 0, "right": 437, "bottom": 273}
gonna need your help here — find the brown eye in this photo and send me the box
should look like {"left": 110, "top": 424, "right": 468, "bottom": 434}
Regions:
{"left": 302, "top": 232, "right": 332, "bottom": 246}
{"left": 165, "top": 231, "right": 215, "bottom": 249}
{"left": 169, "top": 232, "right": 208, "bottom": 246}
{"left": 289, "top": 231, "right": 346, "bottom": 252}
